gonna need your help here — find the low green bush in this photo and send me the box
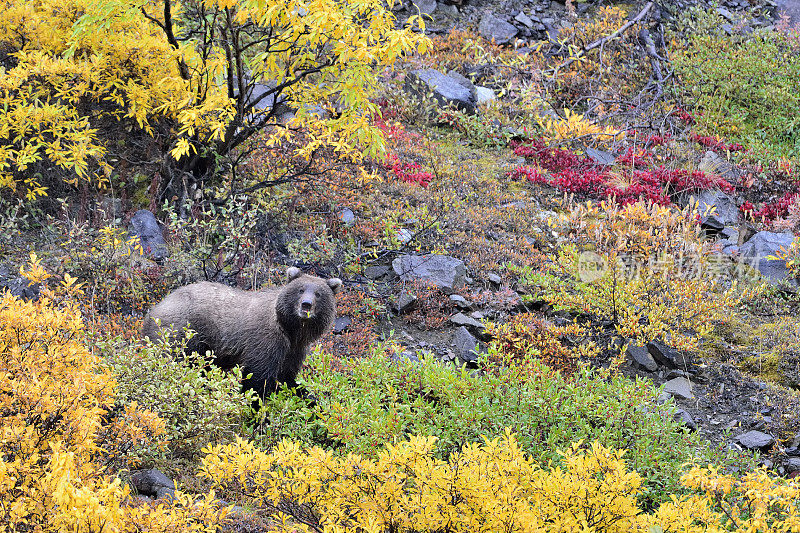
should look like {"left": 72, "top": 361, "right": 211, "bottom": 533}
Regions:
{"left": 100, "top": 335, "right": 253, "bottom": 461}
{"left": 671, "top": 7, "right": 800, "bottom": 162}
{"left": 260, "top": 345, "right": 703, "bottom": 508}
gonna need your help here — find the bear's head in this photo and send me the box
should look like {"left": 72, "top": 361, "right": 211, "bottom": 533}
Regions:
{"left": 276, "top": 266, "right": 341, "bottom": 337}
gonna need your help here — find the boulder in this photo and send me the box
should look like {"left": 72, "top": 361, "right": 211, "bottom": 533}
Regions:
{"left": 736, "top": 430, "right": 775, "bottom": 451}
{"left": 663, "top": 377, "right": 694, "bottom": 400}
{"left": 130, "top": 469, "right": 175, "bottom": 500}
{"left": 627, "top": 344, "right": 658, "bottom": 372}
{"left": 674, "top": 408, "right": 697, "bottom": 431}
{"left": 585, "top": 147, "right": 615, "bottom": 166}
{"left": 475, "top": 86, "right": 497, "bottom": 105}
{"left": 738, "top": 231, "right": 798, "bottom": 288}
{"left": 333, "top": 316, "right": 351, "bottom": 334}
{"left": 395, "top": 291, "right": 418, "bottom": 314}
{"left": 405, "top": 69, "right": 476, "bottom": 114}
{"left": 128, "top": 210, "right": 168, "bottom": 261}
{"left": 364, "top": 264, "right": 391, "bottom": 280}
{"left": 695, "top": 189, "right": 739, "bottom": 231}
{"left": 452, "top": 326, "right": 484, "bottom": 363}
{"left": 449, "top": 312, "right": 484, "bottom": 331}
{"left": 392, "top": 254, "right": 466, "bottom": 292}
{"left": 647, "top": 341, "right": 690, "bottom": 369}
{"left": 410, "top": 0, "right": 437, "bottom": 15}
{"left": 515, "top": 12, "right": 534, "bottom": 28}
{"left": 478, "top": 13, "right": 518, "bottom": 45}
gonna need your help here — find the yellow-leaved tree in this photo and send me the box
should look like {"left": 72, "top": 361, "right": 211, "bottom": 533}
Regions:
{"left": 0, "top": 0, "right": 428, "bottom": 201}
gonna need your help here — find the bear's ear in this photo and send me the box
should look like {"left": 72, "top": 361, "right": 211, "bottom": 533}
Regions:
{"left": 327, "top": 278, "right": 342, "bottom": 294}
{"left": 286, "top": 266, "right": 302, "bottom": 281}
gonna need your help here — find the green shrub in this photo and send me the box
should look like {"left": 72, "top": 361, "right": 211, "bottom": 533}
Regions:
{"left": 671, "top": 7, "right": 800, "bottom": 161}
{"left": 261, "top": 345, "right": 703, "bottom": 507}
{"left": 100, "top": 335, "right": 253, "bottom": 461}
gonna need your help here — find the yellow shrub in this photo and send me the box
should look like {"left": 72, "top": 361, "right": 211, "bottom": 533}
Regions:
{"left": 201, "top": 431, "right": 645, "bottom": 532}
{"left": 0, "top": 293, "right": 225, "bottom": 531}
{"left": 540, "top": 109, "right": 621, "bottom": 147}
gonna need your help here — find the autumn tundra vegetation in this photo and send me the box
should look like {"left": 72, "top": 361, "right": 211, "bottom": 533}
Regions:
{"left": 4, "top": 0, "right": 800, "bottom": 530}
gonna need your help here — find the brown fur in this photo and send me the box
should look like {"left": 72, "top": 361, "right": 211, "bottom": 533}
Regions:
{"left": 142, "top": 267, "right": 341, "bottom": 399}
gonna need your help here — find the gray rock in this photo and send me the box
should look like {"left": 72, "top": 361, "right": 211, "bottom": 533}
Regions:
{"left": 437, "top": 3, "right": 458, "bottom": 17}
{"left": 395, "top": 291, "right": 418, "bottom": 314}
{"left": 452, "top": 326, "right": 484, "bottom": 363}
{"left": 450, "top": 312, "right": 484, "bottom": 331}
{"left": 3, "top": 276, "right": 40, "bottom": 300}
{"left": 627, "top": 344, "right": 658, "bottom": 372}
{"left": 449, "top": 294, "right": 470, "bottom": 309}
{"left": 585, "top": 148, "right": 616, "bottom": 166}
{"left": 405, "top": 69, "right": 476, "bottom": 114}
{"left": 392, "top": 254, "right": 466, "bottom": 292}
{"left": 410, "top": 0, "right": 437, "bottom": 15}
{"left": 674, "top": 408, "right": 697, "bottom": 431}
{"left": 392, "top": 350, "right": 421, "bottom": 364}
{"left": 695, "top": 189, "right": 739, "bottom": 231}
{"left": 515, "top": 12, "right": 534, "bottom": 28}
{"left": 663, "top": 377, "right": 694, "bottom": 400}
{"left": 738, "top": 231, "right": 798, "bottom": 288}
{"left": 130, "top": 469, "right": 175, "bottom": 498}
{"left": 478, "top": 13, "right": 518, "bottom": 45}
{"left": 128, "top": 210, "right": 168, "bottom": 261}
{"left": 339, "top": 208, "right": 355, "bottom": 225}
{"left": 700, "top": 151, "right": 739, "bottom": 181}
{"left": 364, "top": 265, "right": 390, "bottom": 280}
{"left": 716, "top": 6, "right": 735, "bottom": 20}
{"left": 446, "top": 70, "right": 477, "bottom": 98}
{"left": 647, "top": 341, "right": 690, "bottom": 369}
{"left": 333, "top": 316, "right": 351, "bottom": 334}
{"left": 475, "top": 86, "right": 496, "bottom": 105}
{"left": 786, "top": 457, "right": 800, "bottom": 472}
{"left": 241, "top": 80, "right": 290, "bottom": 115}
{"left": 488, "top": 272, "right": 502, "bottom": 286}
{"left": 736, "top": 430, "right": 775, "bottom": 450}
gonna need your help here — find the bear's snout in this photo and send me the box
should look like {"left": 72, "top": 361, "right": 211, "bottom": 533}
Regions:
{"left": 298, "top": 289, "right": 317, "bottom": 318}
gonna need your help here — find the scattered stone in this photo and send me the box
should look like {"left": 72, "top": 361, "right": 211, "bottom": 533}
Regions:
{"left": 410, "top": 0, "right": 437, "bottom": 15}
{"left": 450, "top": 312, "right": 485, "bottom": 331}
{"left": 364, "top": 265, "right": 391, "bottom": 280}
{"left": 395, "top": 291, "right": 418, "bottom": 314}
{"left": 333, "top": 316, "right": 351, "bottom": 334}
{"left": 446, "top": 70, "right": 477, "bottom": 98}
{"left": 700, "top": 150, "right": 739, "bottom": 181}
{"left": 478, "top": 13, "right": 518, "bottom": 45}
{"left": 787, "top": 458, "right": 800, "bottom": 473}
{"left": 449, "top": 294, "right": 471, "bottom": 309}
{"left": 738, "top": 231, "right": 798, "bottom": 288}
{"left": 396, "top": 228, "right": 414, "bottom": 244}
{"left": 128, "top": 210, "right": 168, "bottom": 261}
{"left": 674, "top": 408, "right": 697, "bottom": 431}
{"left": 488, "top": 272, "right": 502, "bottom": 286}
{"left": 452, "top": 326, "right": 485, "bottom": 363}
{"left": 339, "top": 208, "right": 355, "bottom": 225}
{"left": 392, "top": 254, "right": 466, "bottom": 292}
{"left": 515, "top": 12, "right": 534, "bottom": 28}
{"left": 647, "top": 341, "right": 690, "bottom": 369}
{"left": 405, "top": 69, "right": 476, "bottom": 114}
{"left": 663, "top": 377, "right": 694, "bottom": 400}
{"left": 470, "top": 311, "right": 485, "bottom": 320}
{"left": 475, "top": 86, "right": 496, "bottom": 105}
{"left": 695, "top": 189, "right": 739, "bottom": 232}
{"left": 585, "top": 147, "right": 616, "bottom": 166}
{"left": 736, "top": 430, "right": 775, "bottom": 451}
{"left": 392, "top": 350, "right": 421, "bottom": 364}
{"left": 130, "top": 469, "right": 175, "bottom": 499}
{"left": 2, "top": 276, "right": 40, "bottom": 300}
{"left": 627, "top": 344, "right": 658, "bottom": 372}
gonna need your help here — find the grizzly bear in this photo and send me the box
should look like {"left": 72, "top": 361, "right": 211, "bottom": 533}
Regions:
{"left": 141, "top": 267, "right": 341, "bottom": 399}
